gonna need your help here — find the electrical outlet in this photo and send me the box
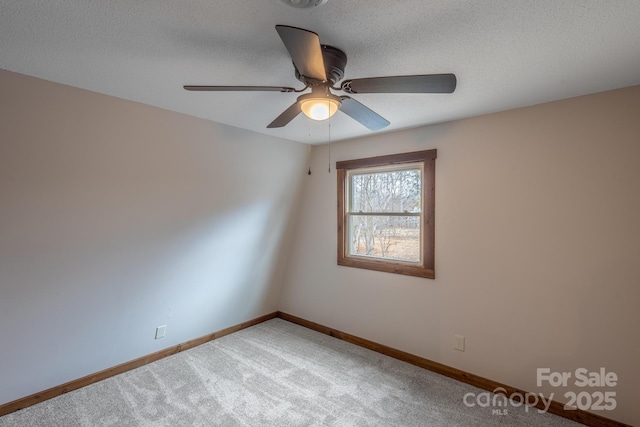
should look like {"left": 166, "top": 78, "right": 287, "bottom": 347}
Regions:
{"left": 454, "top": 335, "right": 465, "bottom": 351}
{"left": 155, "top": 325, "right": 166, "bottom": 339}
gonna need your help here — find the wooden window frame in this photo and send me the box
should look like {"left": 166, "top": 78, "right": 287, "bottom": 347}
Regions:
{"left": 336, "top": 149, "right": 436, "bottom": 279}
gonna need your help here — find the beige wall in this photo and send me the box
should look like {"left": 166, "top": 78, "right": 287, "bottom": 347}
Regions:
{"left": 279, "top": 86, "right": 640, "bottom": 425}
{"left": 2, "top": 66, "right": 638, "bottom": 424}
{"left": 0, "top": 69, "right": 307, "bottom": 405}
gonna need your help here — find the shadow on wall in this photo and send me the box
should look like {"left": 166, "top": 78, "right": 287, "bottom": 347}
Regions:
{"left": 156, "top": 198, "right": 293, "bottom": 331}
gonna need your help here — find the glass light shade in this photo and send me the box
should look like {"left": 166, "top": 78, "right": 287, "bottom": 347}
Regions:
{"left": 300, "top": 98, "right": 340, "bottom": 121}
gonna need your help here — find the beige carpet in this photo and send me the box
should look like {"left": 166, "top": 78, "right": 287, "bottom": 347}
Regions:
{"left": 0, "top": 318, "right": 581, "bottom": 426}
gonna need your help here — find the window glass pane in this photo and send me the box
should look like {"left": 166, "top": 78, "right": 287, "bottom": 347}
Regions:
{"left": 348, "top": 215, "right": 421, "bottom": 263}
{"left": 350, "top": 168, "right": 421, "bottom": 213}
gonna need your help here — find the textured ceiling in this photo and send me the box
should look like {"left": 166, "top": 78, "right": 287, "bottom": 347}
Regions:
{"left": 1, "top": 0, "right": 639, "bottom": 144}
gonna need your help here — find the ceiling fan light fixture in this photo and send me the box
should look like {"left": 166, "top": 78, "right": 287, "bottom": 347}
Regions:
{"left": 299, "top": 94, "right": 341, "bottom": 121}
{"left": 184, "top": 25, "right": 456, "bottom": 130}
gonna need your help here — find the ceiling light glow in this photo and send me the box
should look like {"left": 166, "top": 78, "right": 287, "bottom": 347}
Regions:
{"left": 300, "top": 97, "right": 340, "bottom": 120}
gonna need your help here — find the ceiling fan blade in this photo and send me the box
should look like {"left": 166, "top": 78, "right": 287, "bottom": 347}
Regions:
{"left": 267, "top": 102, "right": 301, "bottom": 128}
{"left": 275, "top": 25, "right": 327, "bottom": 82}
{"left": 184, "top": 85, "right": 296, "bottom": 92}
{"left": 341, "top": 74, "right": 457, "bottom": 94}
{"left": 339, "top": 96, "right": 390, "bottom": 131}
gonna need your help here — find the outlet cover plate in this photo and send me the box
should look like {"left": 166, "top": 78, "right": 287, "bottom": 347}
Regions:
{"left": 155, "top": 325, "right": 166, "bottom": 339}
{"left": 454, "top": 334, "right": 465, "bottom": 351}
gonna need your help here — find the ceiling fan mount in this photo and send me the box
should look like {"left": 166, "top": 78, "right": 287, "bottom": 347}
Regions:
{"left": 184, "top": 25, "right": 456, "bottom": 131}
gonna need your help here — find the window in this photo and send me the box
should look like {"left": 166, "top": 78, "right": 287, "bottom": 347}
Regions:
{"left": 336, "top": 149, "right": 436, "bottom": 279}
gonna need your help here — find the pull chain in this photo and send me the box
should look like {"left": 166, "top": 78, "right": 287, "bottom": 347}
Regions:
{"left": 307, "top": 121, "right": 312, "bottom": 175}
{"left": 307, "top": 140, "right": 311, "bottom": 175}
{"left": 328, "top": 99, "right": 331, "bottom": 173}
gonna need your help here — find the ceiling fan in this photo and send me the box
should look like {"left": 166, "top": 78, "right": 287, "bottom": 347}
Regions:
{"left": 184, "top": 25, "right": 456, "bottom": 131}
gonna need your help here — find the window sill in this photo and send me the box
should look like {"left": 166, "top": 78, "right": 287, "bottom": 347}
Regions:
{"left": 337, "top": 257, "right": 435, "bottom": 279}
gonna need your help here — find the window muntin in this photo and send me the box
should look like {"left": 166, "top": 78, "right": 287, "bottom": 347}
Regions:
{"left": 336, "top": 149, "right": 436, "bottom": 279}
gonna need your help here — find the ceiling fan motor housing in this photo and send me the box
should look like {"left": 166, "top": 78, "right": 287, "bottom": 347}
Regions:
{"left": 294, "top": 45, "right": 347, "bottom": 85}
